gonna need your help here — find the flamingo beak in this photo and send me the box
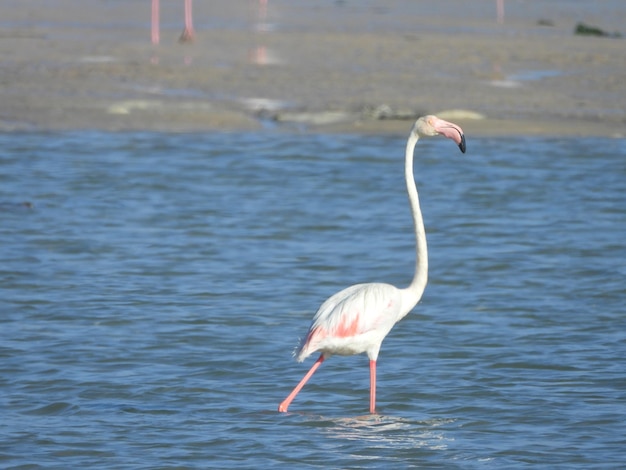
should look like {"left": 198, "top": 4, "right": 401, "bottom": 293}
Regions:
{"left": 431, "top": 117, "right": 466, "bottom": 154}
{"left": 459, "top": 134, "right": 466, "bottom": 154}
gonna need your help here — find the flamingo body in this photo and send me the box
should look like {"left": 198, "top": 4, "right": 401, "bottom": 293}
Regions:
{"left": 278, "top": 115, "right": 466, "bottom": 414}
{"left": 297, "top": 282, "right": 403, "bottom": 362}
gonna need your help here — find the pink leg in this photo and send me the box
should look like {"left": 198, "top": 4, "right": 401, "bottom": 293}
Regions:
{"left": 259, "top": 0, "right": 268, "bottom": 22}
{"left": 369, "top": 359, "right": 377, "bottom": 413}
{"left": 179, "top": 0, "right": 195, "bottom": 43}
{"left": 151, "top": 0, "right": 160, "bottom": 45}
{"left": 278, "top": 354, "right": 324, "bottom": 412}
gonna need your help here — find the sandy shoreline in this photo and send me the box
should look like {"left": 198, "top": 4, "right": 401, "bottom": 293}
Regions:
{"left": 0, "top": 0, "right": 624, "bottom": 137}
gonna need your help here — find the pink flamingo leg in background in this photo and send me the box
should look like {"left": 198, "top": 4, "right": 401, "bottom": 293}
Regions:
{"left": 179, "top": 0, "right": 195, "bottom": 43}
{"left": 151, "top": 0, "right": 160, "bottom": 44}
{"left": 151, "top": 0, "right": 194, "bottom": 44}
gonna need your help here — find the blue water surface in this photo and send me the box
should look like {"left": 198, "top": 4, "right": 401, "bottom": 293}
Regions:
{"left": 1, "top": 130, "right": 625, "bottom": 469}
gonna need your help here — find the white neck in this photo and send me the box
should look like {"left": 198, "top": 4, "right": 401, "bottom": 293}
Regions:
{"left": 401, "top": 132, "right": 428, "bottom": 311}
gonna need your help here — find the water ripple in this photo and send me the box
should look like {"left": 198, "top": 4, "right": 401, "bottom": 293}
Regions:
{"left": 1, "top": 131, "right": 625, "bottom": 468}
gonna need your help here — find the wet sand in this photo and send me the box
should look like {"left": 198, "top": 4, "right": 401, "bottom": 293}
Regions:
{"left": 0, "top": 0, "right": 624, "bottom": 136}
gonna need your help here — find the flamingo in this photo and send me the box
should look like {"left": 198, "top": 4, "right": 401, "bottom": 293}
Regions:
{"left": 151, "top": 0, "right": 195, "bottom": 45}
{"left": 496, "top": 0, "right": 505, "bottom": 24}
{"left": 278, "top": 115, "right": 466, "bottom": 414}
{"left": 178, "top": 0, "right": 195, "bottom": 43}
{"left": 151, "top": 0, "right": 159, "bottom": 44}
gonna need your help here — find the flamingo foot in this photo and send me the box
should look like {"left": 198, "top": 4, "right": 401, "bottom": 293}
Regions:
{"left": 179, "top": 28, "right": 195, "bottom": 43}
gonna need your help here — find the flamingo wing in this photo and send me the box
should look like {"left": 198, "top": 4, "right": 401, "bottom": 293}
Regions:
{"left": 296, "top": 282, "right": 401, "bottom": 361}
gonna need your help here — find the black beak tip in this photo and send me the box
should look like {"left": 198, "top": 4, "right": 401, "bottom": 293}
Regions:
{"left": 459, "top": 135, "right": 466, "bottom": 153}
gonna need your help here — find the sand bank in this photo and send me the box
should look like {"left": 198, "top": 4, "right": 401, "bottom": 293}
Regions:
{"left": 0, "top": 0, "right": 624, "bottom": 136}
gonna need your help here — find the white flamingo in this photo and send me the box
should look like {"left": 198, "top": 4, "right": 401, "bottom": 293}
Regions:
{"left": 278, "top": 116, "right": 466, "bottom": 414}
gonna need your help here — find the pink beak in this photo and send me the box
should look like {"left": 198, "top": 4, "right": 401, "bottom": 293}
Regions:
{"left": 433, "top": 117, "right": 466, "bottom": 153}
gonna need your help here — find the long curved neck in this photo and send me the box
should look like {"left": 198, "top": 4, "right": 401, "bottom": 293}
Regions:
{"left": 402, "top": 132, "right": 428, "bottom": 310}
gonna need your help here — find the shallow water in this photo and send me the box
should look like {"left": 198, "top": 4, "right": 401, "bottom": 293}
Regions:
{"left": 1, "top": 130, "right": 625, "bottom": 468}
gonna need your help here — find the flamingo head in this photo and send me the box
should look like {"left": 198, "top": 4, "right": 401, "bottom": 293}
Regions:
{"left": 414, "top": 115, "right": 466, "bottom": 153}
